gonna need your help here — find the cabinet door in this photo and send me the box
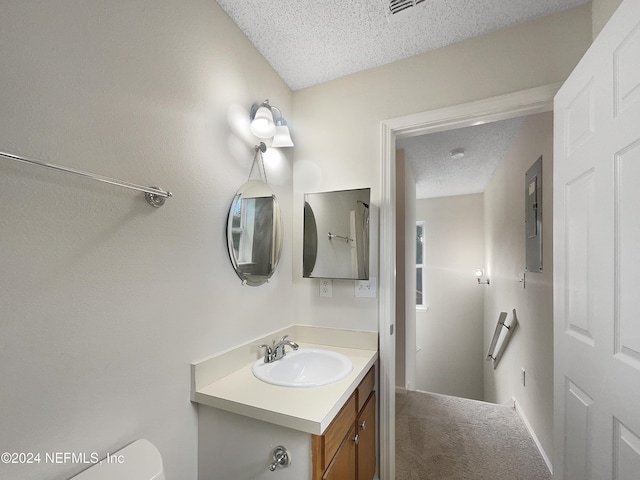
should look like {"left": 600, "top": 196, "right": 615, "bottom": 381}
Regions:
{"left": 357, "top": 392, "right": 376, "bottom": 480}
{"left": 323, "top": 425, "right": 356, "bottom": 480}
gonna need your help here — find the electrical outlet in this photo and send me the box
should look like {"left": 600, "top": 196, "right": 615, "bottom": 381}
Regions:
{"left": 355, "top": 277, "right": 377, "bottom": 298}
{"left": 521, "top": 368, "right": 526, "bottom": 386}
{"left": 319, "top": 279, "right": 332, "bottom": 297}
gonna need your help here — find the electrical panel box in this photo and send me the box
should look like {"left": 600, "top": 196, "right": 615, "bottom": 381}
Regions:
{"left": 525, "top": 156, "right": 543, "bottom": 272}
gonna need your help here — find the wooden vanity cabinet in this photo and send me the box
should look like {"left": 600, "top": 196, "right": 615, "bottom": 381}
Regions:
{"left": 321, "top": 424, "right": 356, "bottom": 480}
{"left": 312, "top": 366, "right": 376, "bottom": 480}
{"left": 356, "top": 392, "right": 376, "bottom": 480}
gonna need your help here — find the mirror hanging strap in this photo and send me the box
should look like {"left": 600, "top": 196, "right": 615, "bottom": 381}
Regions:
{"left": 248, "top": 142, "right": 269, "bottom": 184}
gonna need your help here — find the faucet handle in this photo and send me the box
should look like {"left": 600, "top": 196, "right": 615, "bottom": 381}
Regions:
{"left": 280, "top": 335, "right": 289, "bottom": 342}
{"left": 258, "top": 344, "right": 273, "bottom": 362}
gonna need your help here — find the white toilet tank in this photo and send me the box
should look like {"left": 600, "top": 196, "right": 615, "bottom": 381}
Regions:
{"left": 70, "top": 439, "right": 165, "bottom": 480}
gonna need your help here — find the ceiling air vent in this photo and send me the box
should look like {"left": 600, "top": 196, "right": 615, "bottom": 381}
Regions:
{"left": 386, "top": 0, "right": 426, "bottom": 17}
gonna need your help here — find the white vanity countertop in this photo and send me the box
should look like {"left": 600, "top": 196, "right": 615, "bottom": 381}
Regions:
{"left": 191, "top": 325, "right": 378, "bottom": 435}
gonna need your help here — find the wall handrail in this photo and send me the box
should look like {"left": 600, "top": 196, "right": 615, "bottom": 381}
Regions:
{"left": 486, "top": 309, "right": 518, "bottom": 368}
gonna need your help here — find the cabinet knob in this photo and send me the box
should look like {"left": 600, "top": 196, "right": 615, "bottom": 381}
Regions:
{"left": 353, "top": 434, "right": 359, "bottom": 445}
{"left": 360, "top": 421, "right": 366, "bottom": 431}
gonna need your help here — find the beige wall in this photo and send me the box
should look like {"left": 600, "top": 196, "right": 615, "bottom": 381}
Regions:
{"left": 0, "top": 2, "right": 598, "bottom": 478}
{"left": 396, "top": 151, "right": 407, "bottom": 389}
{"left": 483, "top": 112, "right": 554, "bottom": 465}
{"left": 292, "top": 5, "right": 592, "bottom": 332}
{"left": 395, "top": 150, "right": 417, "bottom": 390}
{"left": 0, "top": 1, "right": 293, "bottom": 479}
{"left": 415, "top": 194, "right": 485, "bottom": 400}
{"left": 592, "top": 0, "right": 624, "bottom": 39}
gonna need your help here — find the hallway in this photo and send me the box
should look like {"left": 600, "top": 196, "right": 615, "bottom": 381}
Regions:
{"left": 396, "top": 391, "right": 551, "bottom": 480}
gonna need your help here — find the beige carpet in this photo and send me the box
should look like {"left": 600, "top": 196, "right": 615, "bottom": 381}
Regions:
{"left": 396, "top": 391, "right": 551, "bottom": 480}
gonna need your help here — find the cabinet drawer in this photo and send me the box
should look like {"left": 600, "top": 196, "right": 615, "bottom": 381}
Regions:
{"left": 316, "top": 393, "right": 356, "bottom": 471}
{"left": 357, "top": 366, "right": 375, "bottom": 412}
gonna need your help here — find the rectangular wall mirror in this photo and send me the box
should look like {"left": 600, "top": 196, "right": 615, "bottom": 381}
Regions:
{"left": 303, "top": 187, "right": 370, "bottom": 280}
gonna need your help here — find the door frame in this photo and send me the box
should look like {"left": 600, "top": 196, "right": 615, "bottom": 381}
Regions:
{"left": 377, "top": 82, "right": 561, "bottom": 480}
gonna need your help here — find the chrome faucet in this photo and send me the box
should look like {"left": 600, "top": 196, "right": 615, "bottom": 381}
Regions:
{"left": 273, "top": 335, "right": 299, "bottom": 360}
{"left": 258, "top": 335, "right": 299, "bottom": 363}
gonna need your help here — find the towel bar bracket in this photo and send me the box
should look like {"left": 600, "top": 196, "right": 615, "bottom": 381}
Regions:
{"left": 144, "top": 188, "right": 168, "bottom": 208}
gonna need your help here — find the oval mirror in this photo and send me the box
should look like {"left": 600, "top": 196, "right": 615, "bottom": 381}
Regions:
{"left": 227, "top": 180, "right": 283, "bottom": 286}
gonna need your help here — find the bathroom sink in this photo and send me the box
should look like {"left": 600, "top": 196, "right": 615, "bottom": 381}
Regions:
{"left": 252, "top": 348, "right": 353, "bottom": 387}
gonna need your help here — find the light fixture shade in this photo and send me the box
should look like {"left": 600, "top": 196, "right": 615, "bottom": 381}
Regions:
{"left": 272, "top": 124, "right": 294, "bottom": 147}
{"left": 250, "top": 104, "right": 276, "bottom": 138}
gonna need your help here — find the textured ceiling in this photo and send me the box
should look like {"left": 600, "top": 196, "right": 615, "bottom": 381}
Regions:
{"left": 397, "top": 117, "right": 524, "bottom": 199}
{"left": 217, "top": 1, "right": 580, "bottom": 198}
{"left": 216, "top": 0, "right": 589, "bottom": 91}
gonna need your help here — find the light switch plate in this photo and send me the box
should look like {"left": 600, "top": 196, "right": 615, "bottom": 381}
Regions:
{"left": 355, "top": 277, "right": 377, "bottom": 298}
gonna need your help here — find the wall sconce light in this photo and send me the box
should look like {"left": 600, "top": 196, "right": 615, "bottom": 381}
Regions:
{"left": 474, "top": 268, "right": 490, "bottom": 285}
{"left": 249, "top": 99, "right": 294, "bottom": 147}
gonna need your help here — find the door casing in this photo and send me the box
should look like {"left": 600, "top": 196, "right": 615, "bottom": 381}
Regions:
{"left": 378, "top": 83, "right": 560, "bottom": 479}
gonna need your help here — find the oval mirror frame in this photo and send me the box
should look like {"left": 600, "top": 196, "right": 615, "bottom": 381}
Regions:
{"left": 227, "top": 180, "right": 283, "bottom": 286}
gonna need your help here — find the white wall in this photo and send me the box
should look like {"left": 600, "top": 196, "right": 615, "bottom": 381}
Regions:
{"left": 415, "top": 194, "right": 485, "bottom": 400}
{"left": 395, "top": 151, "right": 407, "bottom": 389}
{"left": 395, "top": 151, "right": 416, "bottom": 390}
{"left": 483, "top": 112, "right": 554, "bottom": 464}
{"left": 0, "top": 1, "right": 293, "bottom": 479}
{"left": 592, "top": 0, "right": 624, "bottom": 39}
{"left": 292, "top": 5, "right": 592, "bottom": 333}
{"left": 0, "top": 3, "right": 597, "bottom": 479}
{"left": 403, "top": 164, "right": 417, "bottom": 393}
{"left": 198, "top": 408, "right": 311, "bottom": 480}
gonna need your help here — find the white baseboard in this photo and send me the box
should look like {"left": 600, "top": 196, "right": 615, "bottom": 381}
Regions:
{"left": 395, "top": 386, "right": 407, "bottom": 394}
{"left": 512, "top": 397, "right": 553, "bottom": 475}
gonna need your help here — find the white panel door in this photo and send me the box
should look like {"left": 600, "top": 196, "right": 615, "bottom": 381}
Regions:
{"left": 554, "top": 1, "right": 640, "bottom": 479}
